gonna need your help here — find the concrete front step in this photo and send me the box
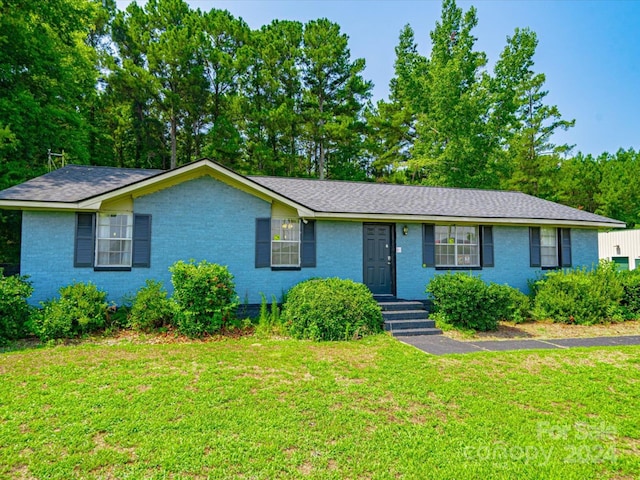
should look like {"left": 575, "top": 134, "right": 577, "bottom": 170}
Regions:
{"left": 378, "top": 299, "right": 442, "bottom": 337}
{"left": 384, "top": 319, "right": 436, "bottom": 331}
{"left": 382, "top": 309, "right": 429, "bottom": 321}
{"left": 392, "top": 328, "right": 443, "bottom": 337}
{"left": 378, "top": 301, "right": 426, "bottom": 312}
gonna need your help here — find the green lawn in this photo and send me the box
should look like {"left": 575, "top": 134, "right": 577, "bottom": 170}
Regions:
{"left": 1, "top": 335, "right": 639, "bottom": 479}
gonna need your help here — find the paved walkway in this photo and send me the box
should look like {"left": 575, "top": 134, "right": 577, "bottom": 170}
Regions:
{"left": 396, "top": 334, "right": 640, "bottom": 355}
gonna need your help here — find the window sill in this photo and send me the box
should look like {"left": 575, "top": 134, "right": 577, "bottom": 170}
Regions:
{"left": 435, "top": 266, "right": 482, "bottom": 271}
{"left": 94, "top": 266, "right": 132, "bottom": 272}
{"left": 271, "top": 266, "right": 302, "bottom": 271}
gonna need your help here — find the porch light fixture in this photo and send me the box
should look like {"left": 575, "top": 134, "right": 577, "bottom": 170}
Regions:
{"left": 402, "top": 225, "right": 409, "bottom": 236}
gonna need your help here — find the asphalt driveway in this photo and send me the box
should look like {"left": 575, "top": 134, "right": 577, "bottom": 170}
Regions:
{"left": 396, "top": 334, "right": 640, "bottom": 355}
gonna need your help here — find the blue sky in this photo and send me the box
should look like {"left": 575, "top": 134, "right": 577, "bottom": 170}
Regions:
{"left": 118, "top": 0, "right": 640, "bottom": 157}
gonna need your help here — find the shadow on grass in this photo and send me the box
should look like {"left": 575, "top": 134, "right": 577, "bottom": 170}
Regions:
{"left": 0, "top": 337, "right": 43, "bottom": 354}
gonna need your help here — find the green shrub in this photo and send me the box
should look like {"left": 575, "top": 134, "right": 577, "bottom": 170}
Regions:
{"left": 30, "top": 282, "right": 108, "bottom": 341}
{"left": 170, "top": 260, "right": 238, "bottom": 337}
{"left": 0, "top": 273, "right": 33, "bottom": 344}
{"left": 531, "top": 261, "right": 624, "bottom": 325}
{"left": 282, "top": 278, "right": 383, "bottom": 341}
{"left": 619, "top": 269, "right": 640, "bottom": 319}
{"left": 426, "top": 273, "right": 524, "bottom": 331}
{"left": 129, "top": 280, "right": 176, "bottom": 332}
{"left": 495, "top": 283, "right": 531, "bottom": 324}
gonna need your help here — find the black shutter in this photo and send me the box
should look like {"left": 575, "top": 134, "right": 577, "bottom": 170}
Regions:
{"left": 559, "top": 228, "right": 572, "bottom": 267}
{"left": 301, "top": 220, "right": 316, "bottom": 268}
{"left": 74, "top": 213, "right": 95, "bottom": 267}
{"left": 132, "top": 214, "right": 152, "bottom": 268}
{"left": 255, "top": 218, "right": 271, "bottom": 268}
{"left": 529, "top": 227, "right": 541, "bottom": 267}
{"left": 422, "top": 224, "right": 435, "bottom": 267}
{"left": 481, "top": 225, "right": 494, "bottom": 267}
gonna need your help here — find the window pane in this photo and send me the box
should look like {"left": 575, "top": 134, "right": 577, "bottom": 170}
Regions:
{"left": 435, "top": 226, "right": 480, "bottom": 267}
{"left": 96, "top": 213, "right": 133, "bottom": 267}
{"left": 540, "top": 227, "right": 557, "bottom": 267}
{"left": 541, "top": 227, "right": 557, "bottom": 246}
{"left": 541, "top": 247, "right": 558, "bottom": 267}
{"left": 271, "top": 218, "right": 300, "bottom": 266}
{"left": 435, "top": 226, "right": 454, "bottom": 246}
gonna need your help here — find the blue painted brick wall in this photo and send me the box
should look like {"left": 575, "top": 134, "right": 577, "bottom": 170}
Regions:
{"left": 22, "top": 176, "right": 363, "bottom": 304}
{"left": 21, "top": 175, "right": 601, "bottom": 305}
{"left": 394, "top": 224, "right": 599, "bottom": 300}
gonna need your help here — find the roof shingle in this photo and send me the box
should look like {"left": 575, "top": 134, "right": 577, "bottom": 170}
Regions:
{"left": 0, "top": 162, "right": 624, "bottom": 227}
{"left": 0, "top": 165, "right": 162, "bottom": 202}
{"left": 249, "top": 176, "right": 622, "bottom": 225}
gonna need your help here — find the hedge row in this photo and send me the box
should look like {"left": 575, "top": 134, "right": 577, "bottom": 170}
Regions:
{"left": 427, "top": 260, "right": 640, "bottom": 331}
{"left": 0, "top": 265, "right": 382, "bottom": 343}
{"left": 530, "top": 260, "right": 640, "bottom": 325}
{"left": 1, "top": 260, "right": 239, "bottom": 342}
{"left": 6, "top": 260, "right": 637, "bottom": 343}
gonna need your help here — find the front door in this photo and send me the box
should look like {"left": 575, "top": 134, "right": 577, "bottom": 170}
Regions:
{"left": 363, "top": 224, "right": 394, "bottom": 295}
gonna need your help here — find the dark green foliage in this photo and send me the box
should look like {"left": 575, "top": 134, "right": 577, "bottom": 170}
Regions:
{"left": 300, "top": 19, "right": 372, "bottom": 180}
{"left": 170, "top": 260, "right": 238, "bottom": 337}
{"left": 129, "top": 280, "right": 175, "bottom": 332}
{"left": 502, "top": 285, "right": 532, "bottom": 324}
{"left": 427, "top": 272, "right": 524, "bottom": 331}
{"left": 617, "top": 269, "right": 640, "bottom": 319}
{"left": 531, "top": 261, "right": 624, "bottom": 325}
{"left": 0, "top": 273, "right": 33, "bottom": 343}
{"left": 0, "top": 211, "right": 21, "bottom": 267}
{"left": 30, "top": 282, "right": 108, "bottom": 341}
{"left": 282, "top": 278, "right": 383, "bottom": 341}
{"left": 106, "top": 305, "right": 131, "bottom": 331}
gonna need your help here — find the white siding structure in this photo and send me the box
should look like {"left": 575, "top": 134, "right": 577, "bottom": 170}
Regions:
{"left": 599, "top": 229, "right": 640, "bottom": 270}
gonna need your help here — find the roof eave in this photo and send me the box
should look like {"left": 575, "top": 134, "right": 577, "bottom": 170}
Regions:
{"left": 0, "top": 159, "right": 315, "bottom": 217}
{"left": 0, "top": 200, "right": 87, "bottom": 211}
{"left": 309, "top": 211, "right": 625, "bottom": 228}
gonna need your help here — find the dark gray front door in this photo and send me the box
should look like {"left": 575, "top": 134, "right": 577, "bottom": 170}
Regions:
{"left": 363, "top": 224, "right": 394, "bottom": 295}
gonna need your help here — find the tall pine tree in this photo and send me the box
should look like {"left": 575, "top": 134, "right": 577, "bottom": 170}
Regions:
{"left": 300, "top": 19, "right": 372, "bottom": 179}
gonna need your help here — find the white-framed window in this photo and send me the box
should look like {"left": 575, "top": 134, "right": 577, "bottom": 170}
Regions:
{"left": 540, "top": 227, "right": 558, "bottom": 267}
{"left": 271, "top": 218, "right": 300, "bottom": 267}
{"left": 435, "top": 225, "right": 480, "bottom": 267}
{"left": 95, "top": 213, "right": 133, "bottom": 267}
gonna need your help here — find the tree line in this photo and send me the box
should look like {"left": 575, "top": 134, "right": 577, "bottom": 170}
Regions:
{"left": 0, "top": 0, "right": 638, "bottom": 264}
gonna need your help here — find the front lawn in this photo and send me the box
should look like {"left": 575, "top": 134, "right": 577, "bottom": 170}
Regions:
{"left": 1, "top": 335, "right": 639, "bottom": 479}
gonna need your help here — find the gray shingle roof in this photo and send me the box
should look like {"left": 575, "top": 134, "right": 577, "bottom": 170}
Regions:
{"left": 0, "top": 165, "right": 162, "bottom": 202}
{"left": 0, "top": 162, "right": 624, "bottom": 226}
{"left": 249, "top": 176, "right": 623, "bottom": 225}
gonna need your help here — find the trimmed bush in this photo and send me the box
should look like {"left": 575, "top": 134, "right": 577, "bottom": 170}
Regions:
{"left": 620, "top": 269, "right": 640, "bottom": 319}
{"left": 170, "top": 260, "right": 238, "bottom": 337}
{"left": 282, "top": 278, "right": 383, "bottom": 341}
{"left": 426, "top": 272, "right": 524, "bottom": 331}
{"left": 129, "top": 280, "right": 176, "bottom": 332}
{"left": 502, "top": 285, "right": 531, "bottom": 324}
{"left": 531, "top": 260, "right": 624, "bottom": 325}
{"left": 30, "top": 282, "right": 108, "bottom": 341}
{"left": 0, "top": 273, "right": 33, "bottom": 344}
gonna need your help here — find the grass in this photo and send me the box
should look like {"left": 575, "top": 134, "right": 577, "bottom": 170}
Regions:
{"left": 1, "top": 334, "right": 639, "bottom": 479}
{"left": 442, "top": 318, "right": 640, "bottom": 341}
